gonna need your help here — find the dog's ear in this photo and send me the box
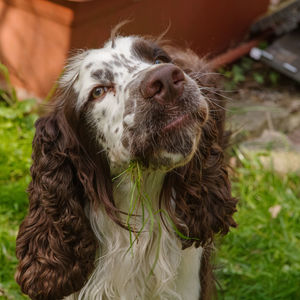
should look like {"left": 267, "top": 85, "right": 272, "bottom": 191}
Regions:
{"left": 163, "top": 111, "right": 237, "bottom": 249}
{"left": 160, "top": 46, "right": 237, "bottom": 248}
{"left": 15, "top": 109, "right": 100, "bottom": 300}
{"left": 163, "top": 128, "right": 237, "bottom": 249}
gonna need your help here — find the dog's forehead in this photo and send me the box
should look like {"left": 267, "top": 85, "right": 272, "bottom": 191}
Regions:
{"left": 70, "top": 36, "right": 140, "bottom": 107}
{"left": 82, "top": 36, "right": 141, "bottom": 75}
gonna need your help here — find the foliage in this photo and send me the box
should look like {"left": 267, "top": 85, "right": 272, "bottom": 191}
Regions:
{"left": 0, "top": 94, "right": 37, "bottom": 299}
{"left": 219, "top": 57, "right": 281, "bottom": 90}
{"left": 216, "top": 150, "right": 300, "bottom": 300}
{"left": 0, "top": 63, "right": 18, "bottom": 106}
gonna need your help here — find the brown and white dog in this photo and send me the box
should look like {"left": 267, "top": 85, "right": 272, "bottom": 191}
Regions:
{"left": 15, "top": 34, "right": 237, "bottom": 300}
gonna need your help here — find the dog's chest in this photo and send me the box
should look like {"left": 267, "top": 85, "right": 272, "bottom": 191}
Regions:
{"left": 68, "top": 212, "right": 202, "bottom": 300}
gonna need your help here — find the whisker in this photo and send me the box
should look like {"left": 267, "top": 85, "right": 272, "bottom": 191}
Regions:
{"left": 199, "top": 87, "right": 234, "bottom": 102}
{"left": 205, "top": 97, "right": 234, "bottom": 112}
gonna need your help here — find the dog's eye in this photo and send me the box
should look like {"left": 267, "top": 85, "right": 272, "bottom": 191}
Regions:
{"left": 154, "top": 55, "right": 172, "bottom": 65}
{"left": 154, "top": 59, "right": 163, "bottom": 65}
{"left": 90, "top": 86, "right": 110, "bottom": 100}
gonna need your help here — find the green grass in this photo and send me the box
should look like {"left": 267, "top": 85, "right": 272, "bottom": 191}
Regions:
{"left": 0, "top": 99, "right": 37, "bottom": 299}
{"left": 0, "top": 97, "right": 299, "bottom": 299}
{"left": 216, "top": 151, "right": 300, "bottom": 300}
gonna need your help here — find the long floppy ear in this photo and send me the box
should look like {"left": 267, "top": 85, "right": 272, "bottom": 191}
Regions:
{"left": 15, "top": 105, "right": 104, "bottom": 300}
{"left": 161, "top": 45, "right": 237, "bottom": 249}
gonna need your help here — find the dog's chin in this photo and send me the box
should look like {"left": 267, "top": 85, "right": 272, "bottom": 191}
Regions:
{"left": 125, "top": 121, "right": 202, "bottom": 172}
{"left": 145, "top": 135, "right": 199, "bottom": 172}
{"left": 150, "top": 152, "right": 191, "bottom": 172}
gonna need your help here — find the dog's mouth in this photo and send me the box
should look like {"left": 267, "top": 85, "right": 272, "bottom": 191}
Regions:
{"left": 162, "top": 114, "right": 190, "bottom": 133}
{"left": 161, "top": 100, "right": 208, "bottom": 134}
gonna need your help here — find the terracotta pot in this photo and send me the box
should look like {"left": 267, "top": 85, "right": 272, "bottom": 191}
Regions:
{"left": 0, "top": 0, "right": 269, "bottom": 98}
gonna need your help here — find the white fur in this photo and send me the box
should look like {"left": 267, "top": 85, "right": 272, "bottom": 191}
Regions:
{"left": 65, "top": 172, "right": 201, "bottom": 300}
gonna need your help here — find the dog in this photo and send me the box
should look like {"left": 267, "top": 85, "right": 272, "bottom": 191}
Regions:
{"left": 15, "top": 33, "right": 237, "bottom": 300}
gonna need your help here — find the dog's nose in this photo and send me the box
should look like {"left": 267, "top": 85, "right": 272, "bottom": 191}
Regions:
{"left": 141, "top": 65, "right": 185, "bottom": 103}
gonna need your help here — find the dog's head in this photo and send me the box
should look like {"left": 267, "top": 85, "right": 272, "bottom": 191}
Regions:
{"left": 63, "top": 36, "right": 208, "bottom": 174}
{"left": 15, "top": 35, "right": 237, "bottom": 300}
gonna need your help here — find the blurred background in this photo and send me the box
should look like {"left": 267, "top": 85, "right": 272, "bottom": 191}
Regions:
{"left": 0, "top": 0, "right": 299, "bottom": 299}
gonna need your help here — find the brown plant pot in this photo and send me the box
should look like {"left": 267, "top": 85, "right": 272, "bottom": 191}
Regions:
{"left": 0, "top": 0, "right": 269, "bottom": 98}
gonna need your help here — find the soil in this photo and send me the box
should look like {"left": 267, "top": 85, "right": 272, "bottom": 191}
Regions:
{"left": 223, "top": 72, "right": 300, "bottom": 173}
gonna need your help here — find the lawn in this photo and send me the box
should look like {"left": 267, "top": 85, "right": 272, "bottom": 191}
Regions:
{"left": 0, "top": 97, "right": 299, "bottom": 299}
{"left": 216, "top": 151, "right": 300, "bottom": 300}
{"left": 0, "top": 98, "right": 37, "bottom": 299}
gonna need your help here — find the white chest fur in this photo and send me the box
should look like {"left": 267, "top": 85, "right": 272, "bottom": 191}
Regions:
{"left": 65, "top": 173, "right": 202, "bottom": 300}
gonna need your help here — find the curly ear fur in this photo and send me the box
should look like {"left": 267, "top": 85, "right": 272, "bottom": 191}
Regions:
{"left": 161, "top": 45, "right": 237, "bottom": 249}
{"left": 15, "top": 110, "right": 99, "bottom": 300}
{"left": 163, "top": 117, "right": 237, "bottom": 249}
